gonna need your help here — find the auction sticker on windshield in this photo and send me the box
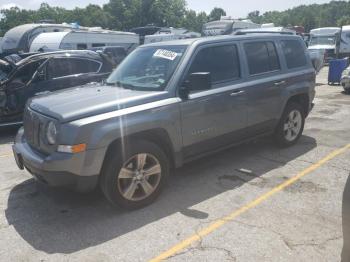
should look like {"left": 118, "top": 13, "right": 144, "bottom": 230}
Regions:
{"left": 153, "top": 49, "right": 178, "bottom": 60}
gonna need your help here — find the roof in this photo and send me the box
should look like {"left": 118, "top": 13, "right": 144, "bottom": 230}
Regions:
{"left": 4, "top": 24, "right": 71, "bottom": 37}
{"left": 310, "top": 27, "right": 340, "bottom": 35}
{"left": 142, "top": 34, "right": 302, "bottom": 47}
{"left": 16, "top": 50, "right": 101, "bottom": 66}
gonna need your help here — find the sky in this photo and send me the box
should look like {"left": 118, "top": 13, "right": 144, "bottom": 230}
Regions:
{"left": 0, "top": 0, "right": 332, "bottom": 18}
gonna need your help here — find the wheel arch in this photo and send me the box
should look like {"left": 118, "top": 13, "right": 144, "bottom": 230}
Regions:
{"left": 101, "top": 128, "right": 177, "bottom": 174}
{"left": 285, "top": 93, "right": 310, "bottom": 117}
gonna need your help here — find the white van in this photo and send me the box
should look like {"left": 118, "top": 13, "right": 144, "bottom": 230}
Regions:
{"left": 30, "top": 31, "right": 139, "bottom": 53}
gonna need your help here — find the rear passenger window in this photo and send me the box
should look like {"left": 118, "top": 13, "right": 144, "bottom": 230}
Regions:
{"left": 188, "top": 45, "right": 240, "bottom": 84}
{"left": 244, "top": 41, "right": 280, "bottom": 75}
{"left": 281, "top": 40, "right": 307, "bottom": 69}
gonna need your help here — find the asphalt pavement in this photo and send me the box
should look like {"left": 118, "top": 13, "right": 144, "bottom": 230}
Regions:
{"left": 0, "top": 67, "right": 349, "bottom": 262}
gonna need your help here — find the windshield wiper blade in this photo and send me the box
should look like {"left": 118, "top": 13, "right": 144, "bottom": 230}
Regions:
{"left": 116, "top": 81, "right": 138, "bottom": 90}
{"left": 105, "top": 81, "right": 136, "bottom": 89}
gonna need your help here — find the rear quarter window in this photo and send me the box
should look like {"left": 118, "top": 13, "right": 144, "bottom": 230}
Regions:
{"left": 281, "top": 40, "right": 308, "bottom": 69}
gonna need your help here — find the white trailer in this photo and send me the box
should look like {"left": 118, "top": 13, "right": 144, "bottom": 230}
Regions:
{"left": 1, "top": 24, "right": 74, "bottom": 54}
{"left": 29, "top": 31, "right": 139, "bottom": 53}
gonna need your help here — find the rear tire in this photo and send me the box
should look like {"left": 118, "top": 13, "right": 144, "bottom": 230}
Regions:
{"left": 274, "top": 102, "right": 305, "bottom": 147}
{"left": 100, "top": 139, "right": 169, "bottom": 209}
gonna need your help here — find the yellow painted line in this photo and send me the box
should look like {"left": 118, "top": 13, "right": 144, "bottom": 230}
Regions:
{"left": 150, "top": 144, "right": 350, "bottom": 262}
{"left": 0, "top": 153, "right": 11, "bottom": 158}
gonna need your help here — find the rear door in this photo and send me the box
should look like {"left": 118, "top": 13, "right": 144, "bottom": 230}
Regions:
{"left": 279, "top": 39, "right": 315, "bottom": 110}
{"left": 180, "top": 43, "right": 248, "bottom": 159}
{"left": 242, "top": 40, "right": 285, "bottom": 135}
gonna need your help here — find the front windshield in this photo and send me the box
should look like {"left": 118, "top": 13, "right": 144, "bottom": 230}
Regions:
{"left": 309, "top": 36, "right": 336, "bottom": 46}
{"left": 106, "top": 45, "right": 187, "bottom": 91}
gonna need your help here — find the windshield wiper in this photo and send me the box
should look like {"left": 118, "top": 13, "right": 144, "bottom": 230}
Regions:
{"left": 118, "top": 81, "right": 137, "bottom": 90}
{"left": 106, "top": 81, "right": 138, "bottom": 90}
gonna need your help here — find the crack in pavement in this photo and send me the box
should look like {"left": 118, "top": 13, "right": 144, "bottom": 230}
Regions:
{"left": 167, "top": 227, "right": 237, "bottom": 261}
{"left": 168, "top": 220, "right": 238, "bottom": 261}
{"left": 231, "top": 219, "right": 342, "bottom": 253}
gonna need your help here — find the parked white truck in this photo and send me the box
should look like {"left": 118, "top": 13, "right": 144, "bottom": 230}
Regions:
{"left": 308, "top": 26, "right": 350, "bottom": 61}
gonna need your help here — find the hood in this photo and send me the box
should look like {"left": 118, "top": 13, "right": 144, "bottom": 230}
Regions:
{"left": 308, "top": 44, "right": 335, "bottom": 50}
{"left": 29, "top": 83, "right": 168, "bottom": 123}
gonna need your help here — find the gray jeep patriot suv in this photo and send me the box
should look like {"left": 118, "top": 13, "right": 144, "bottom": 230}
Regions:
{"left": 13, "top": 34, "right": 315, "bottom": 209}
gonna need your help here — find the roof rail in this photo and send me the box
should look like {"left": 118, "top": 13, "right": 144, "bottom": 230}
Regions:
{"left": 234, "top": 30, "right": 295, "bottom": 35}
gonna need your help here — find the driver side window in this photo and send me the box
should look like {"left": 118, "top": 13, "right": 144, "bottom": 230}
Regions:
{"left": 187, "top": 44, "right": 240, "bottom": 87}
{"left": 13, "top": 60, "right": 46, "bottom": 84}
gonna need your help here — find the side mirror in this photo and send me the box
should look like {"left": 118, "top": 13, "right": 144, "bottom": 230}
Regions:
{"left": 179, "top": 72, "right": 211, "bottom": 99}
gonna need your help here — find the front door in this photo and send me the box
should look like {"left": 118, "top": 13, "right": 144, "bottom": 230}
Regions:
{"left": 180, "top": 44, "right": 247, "bottom": 159}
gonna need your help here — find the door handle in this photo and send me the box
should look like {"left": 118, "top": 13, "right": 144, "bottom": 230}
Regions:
{"left": 230, "top": 90, "right": 245, "bottom": 97}
{"left": 274, "top": 81, "right": 286, "bottom": 86}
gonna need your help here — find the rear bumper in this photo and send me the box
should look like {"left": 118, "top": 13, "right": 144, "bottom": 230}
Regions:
{"left": 12, "top": 128, "right": 104, "bottom": 192}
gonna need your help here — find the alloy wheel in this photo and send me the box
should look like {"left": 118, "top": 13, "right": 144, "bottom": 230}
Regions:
{"left": 117, "top": 153, "right": 162, "bottom": 201}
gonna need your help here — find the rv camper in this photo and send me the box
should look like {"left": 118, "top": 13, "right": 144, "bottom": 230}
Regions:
{"left": 144, "top": 28, "right": 200, "bottom": 44}
{"left": 202, "top": 16, "right": 261, "bottom": 36}
{"left": 1, "top": 24, "right": 74, "bottom": 54}
{"left": 29, "top": 31, "right": 139, "bottom": 53}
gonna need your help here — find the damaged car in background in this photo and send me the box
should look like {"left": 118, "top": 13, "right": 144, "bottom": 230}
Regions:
{"left": 0, "top": 50, "right": 114, "bottom": 127}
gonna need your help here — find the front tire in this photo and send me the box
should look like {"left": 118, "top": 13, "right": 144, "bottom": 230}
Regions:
{"left": 274, "top": 102, "right": 305, "bottom": 147}
{"left": 100, "top": 139, "right": 169, "bottom": 209}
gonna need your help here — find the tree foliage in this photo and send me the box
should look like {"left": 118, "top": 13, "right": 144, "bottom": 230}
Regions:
{"left": 2, "top": 0, "right": 350, "bottom": 37}
{"left": 0, "top": 0, "right": 209, "bottom": 36}
{"left": 248, "top": 1, "right": 350, "bottom": 32}
{"left": 208, "top": 7, "right": 226, "bottom": 21}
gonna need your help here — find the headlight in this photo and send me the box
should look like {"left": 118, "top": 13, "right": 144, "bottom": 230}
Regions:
{"left": 342, "top": 68, "right": 350, "bottom": 77}
{"left": 46, "top": 121, "right": 57, "bottom": 145}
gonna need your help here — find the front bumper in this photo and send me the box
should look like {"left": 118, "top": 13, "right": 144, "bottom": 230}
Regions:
{"left": 12, "top": 128, "right": 106, "bottom": 192}
{"left": 341, "top": 76, "right": 350, "bottom": 89}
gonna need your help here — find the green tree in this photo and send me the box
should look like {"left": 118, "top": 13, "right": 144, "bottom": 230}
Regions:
{"left": 208, "top": 7, "right": 226, "bottom": 21}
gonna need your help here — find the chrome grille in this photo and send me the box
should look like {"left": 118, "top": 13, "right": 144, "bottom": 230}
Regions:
{"left": 23, "top": 107, "right": 56, "bottom": 154}
{"left": 23, "top": 107, "right": 46, "bottom": 151}
{"left": 23, "top": 107, "right": 36, "bottom": 147}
